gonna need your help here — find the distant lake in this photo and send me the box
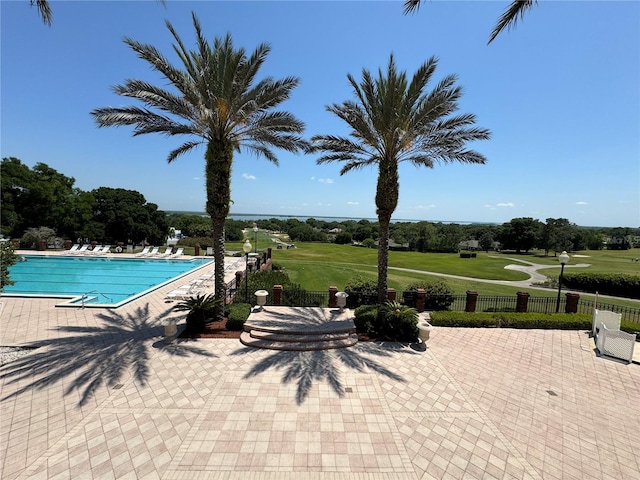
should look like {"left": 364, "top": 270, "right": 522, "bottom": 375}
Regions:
{"left": 166, "top": 211, "right": 479, "bottom": 225}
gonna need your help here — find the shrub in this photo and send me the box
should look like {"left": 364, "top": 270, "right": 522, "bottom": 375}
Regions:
{"left": 429, "top": 311, "right": 592, "bottom": 330}
{"left": 226, "top": 303, "right": 251, "bottom": 331}
{"left": 405, "top": 280, "right": 454, "bottom": 310}
{"left": 353, "top": 304, "right": 378, "bottom": 333}
{"left": 344, "top": 276, "right": 378, "bottom": 308}
{"left": 0, "top": 241, "right": 18, "bottom": 291}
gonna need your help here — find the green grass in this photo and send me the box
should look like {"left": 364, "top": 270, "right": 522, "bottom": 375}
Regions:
{"left": 225, "top": 236, "right": 640, "bottom": 308}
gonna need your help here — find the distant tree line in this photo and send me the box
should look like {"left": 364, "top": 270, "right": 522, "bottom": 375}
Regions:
{"left": 208, "top": 216, "right": 637, "bottom": 255}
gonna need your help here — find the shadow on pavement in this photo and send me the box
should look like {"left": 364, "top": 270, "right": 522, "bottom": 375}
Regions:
{"left": 0, "top": 303, "right": 215, "bottom": 406}
{"left": 233, "top": 341, "right": 417, "bottom": 405}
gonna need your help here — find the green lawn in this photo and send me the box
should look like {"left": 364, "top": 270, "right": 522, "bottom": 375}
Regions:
{"left": 227, "top": 236, "right": 640, "bottom": 308}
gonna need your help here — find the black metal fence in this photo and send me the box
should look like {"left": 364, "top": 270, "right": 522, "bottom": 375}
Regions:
{"left": 226, "top": 287, "right": 640, "bottom": 324}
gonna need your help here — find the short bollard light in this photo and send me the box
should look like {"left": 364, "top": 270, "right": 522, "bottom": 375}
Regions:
{"left": 255, "top": 290, "right": 269, "bottom": 310}
{"left": 336, "top": 291, "right": 349, "bottom": 311}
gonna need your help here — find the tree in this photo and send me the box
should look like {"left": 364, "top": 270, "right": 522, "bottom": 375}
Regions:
{"left": 403, "top": 0, "right": 537, "bottom": 44}
{"left": 311, "top": 55, "right": 490, "bottom": 303}
{"left": 498, "top": 217, "right": 542, "bottom": 253}
{"left": 90, "top": 187, "right": 168, "bottom": 245}
{"left": 91, "top": 13, "right": 307, "bottom": 320}
{"left": 540, "top": 217, "right": 575, "bottom": 256}
{"left": 479, "top": 232, "right": 495, "bottom": 252}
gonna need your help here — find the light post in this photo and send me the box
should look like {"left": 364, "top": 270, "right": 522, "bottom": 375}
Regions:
{"left": 243, "top": 239, "right": 252, "bottom": 302}
{"left": 253, "top": 223, "right": 258, "bottom": 253}
{"left": 555, "top": 251, "right": 570, "bottom": 313}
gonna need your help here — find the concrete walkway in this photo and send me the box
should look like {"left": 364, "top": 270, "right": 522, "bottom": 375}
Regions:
{"left": 1, "top": 272, "right": 639, "bottom": 479}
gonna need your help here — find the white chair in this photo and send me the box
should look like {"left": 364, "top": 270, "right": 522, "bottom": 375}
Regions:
{"left": 70, "top": 244, "right": 90, "bottom": 255}
{"left": 596, "top": 323, "right": 635, "bottom": 363}
{"left": 160, "top": 247, "right": 173, "bottom": 257}
{"left": 171, "top": 247, "right": 184, "bottom": 258}
{"left": 136, "top": 246, "right": 151, "bottom": 256}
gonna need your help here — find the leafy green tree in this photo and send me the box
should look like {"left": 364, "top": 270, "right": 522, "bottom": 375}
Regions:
{"left": 498, "top": 217, "right": 542, "bottom": 253}
{"left": 312, "top": 55, "right": 490, "bottom": 303}
{"left": 90, "top": 187, "right": 168, "bottom": 245}
{"left": 91, "top": 13, "right": 307, "bottom": 320}
{"left": 540, "top": 218, "right": 575, "bottom": 256}
{"left": 1, "top": 158, "right": 94, "bottom": 240}
{"left": 404, "top": 0, "right": 537, "bottom": 44}
{"left": 0, "top": 241, "right": 19, "bottom": 291}
{"left": 479, "top": 232, "right": 495, "bottom": 252}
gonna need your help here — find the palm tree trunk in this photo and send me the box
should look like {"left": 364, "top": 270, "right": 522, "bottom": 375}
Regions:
{"left": 205, "top": 140, "right": 233, "bottom": 321}
{"left": 376, "top": 214, "right": 391, "bottom": 304}
{"left": 375, "top": 160, "right": 399, "bottom": 305}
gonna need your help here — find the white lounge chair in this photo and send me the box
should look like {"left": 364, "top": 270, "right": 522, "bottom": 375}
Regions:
{"left": 171, "top": 247, "right": 184, "bottom": 258}
{"left": 97, "top": 245, "right": 111, "bottom": 254}
{"left": 67, "top": 244, "right": 80, "bottom": 253}
{"left": 136, "top": 246, "right": 151, "bottom": 256}
{"left": 146, "top": 247, "right": 160, "bottom": 257}
{"left": 160, "top": 247, "right": 173, "bottom": 257}
{"left": 165, "top": 282, "right": 203, "bottom": 301}
{"left": 70, "top": 244, "right": 90, "bottom": 255}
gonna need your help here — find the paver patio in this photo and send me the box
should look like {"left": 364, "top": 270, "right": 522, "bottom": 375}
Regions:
{"left": 1, "top": 260, "right": 638, "bottom": 479}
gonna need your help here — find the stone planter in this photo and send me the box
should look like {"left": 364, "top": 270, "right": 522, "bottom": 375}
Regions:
{"left": 417, "top": 321, "right": 433, "bottom": 344}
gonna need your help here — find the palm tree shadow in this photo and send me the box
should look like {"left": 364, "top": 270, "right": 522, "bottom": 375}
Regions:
{"left": 234, "top": 342, "right": 416, "bottom": 405}
{"left": 0, "top": 303, "right": 215, "bottom": 406}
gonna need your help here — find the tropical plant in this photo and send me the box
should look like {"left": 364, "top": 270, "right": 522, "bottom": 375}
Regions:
{"left": 311, "top": 55, "right": 490, "bottom": 304}
{"left": 91, "top": 13, "right": 307, "bottom": 320}
{"left": 173, "top": 293, "right": 221, "bottom": 332}
{"left": 403, "top": 0, "right": 537, "bottom": 44}
{"left": 378, "top": 300, "right": 419, "bottom": 342}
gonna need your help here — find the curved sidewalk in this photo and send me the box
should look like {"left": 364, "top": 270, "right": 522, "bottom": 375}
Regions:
{"left": 1, "top": 287, "right": 639, "bottom": 479}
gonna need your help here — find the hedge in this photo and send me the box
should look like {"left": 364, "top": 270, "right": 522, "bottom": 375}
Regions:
{"left": 429, "top": 311, "right": 592, "bottom": 330}
{"left": 563, "top": 273, "right": 640, "bottom": 300}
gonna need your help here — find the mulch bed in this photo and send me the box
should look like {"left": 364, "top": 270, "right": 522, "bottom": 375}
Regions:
{"left": 178, "top": 318, "right": 241, "bottom": 339}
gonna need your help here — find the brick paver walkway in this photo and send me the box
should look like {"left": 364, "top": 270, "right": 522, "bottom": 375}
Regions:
{"left": 1, "top": 262, "right": 638, "bottom": 479}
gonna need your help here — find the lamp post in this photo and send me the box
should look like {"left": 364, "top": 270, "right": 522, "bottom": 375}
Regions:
{"left": 253, "top": 223, "right": 258, "bottom": 253}
{"left": 555, "top": 251, "right": 570, "bottom": 313}
{"left": 243, "top": 239, "right": 252, "bottom": 302}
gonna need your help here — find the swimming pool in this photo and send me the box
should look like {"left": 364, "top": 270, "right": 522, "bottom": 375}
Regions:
{"left": 3, "top": 255, "right": 213, "bottom": 307}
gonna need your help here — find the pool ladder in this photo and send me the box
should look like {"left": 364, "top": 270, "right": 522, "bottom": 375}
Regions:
{"left": 79, "top": 290, "right": 113, "bottom": 307}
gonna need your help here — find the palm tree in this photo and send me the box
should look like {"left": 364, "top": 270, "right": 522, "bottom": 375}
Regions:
{"left": 92, "top": 13, "right": 307, "bottom": 320}
{"left": 404, "top": 0, "right": 537, "bottom": 44}
{"left": 311, "top": 55, "right": 490, "bottom": 304}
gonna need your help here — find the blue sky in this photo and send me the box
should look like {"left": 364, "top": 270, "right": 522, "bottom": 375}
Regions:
{"left": 1, "top": 1, "right": 638, "bottom": 228}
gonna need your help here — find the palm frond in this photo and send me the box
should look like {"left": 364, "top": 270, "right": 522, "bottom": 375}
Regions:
{"left": 489, "top": 0, "right": 537, "bottom": 44}
{"left": 31, "top": 0, "right": 52, "bottom": 26}
{"left": 167, "top": 141, "right": 203, "bottom": 164}
{"left": 403, "top": 0, "right": 421, "bottom": 15}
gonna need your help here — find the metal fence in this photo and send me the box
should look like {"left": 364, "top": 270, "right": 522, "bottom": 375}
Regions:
{"left": 226, "top": 287, "right": 640, "bottom": 324}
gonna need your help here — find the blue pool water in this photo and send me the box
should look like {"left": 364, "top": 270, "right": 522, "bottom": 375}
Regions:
{"left": 3, "top": 255, "right": 213, "bottom": 307}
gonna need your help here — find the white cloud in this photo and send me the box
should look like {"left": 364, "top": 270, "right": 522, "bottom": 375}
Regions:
{"left": 416, "top": 204, "right": 436, "bottom": 210}
{"left": 576, "top": 201, "right": 588, "bottom": 205}
{"left": 242, "top": 173, "right": 256, "bottom": 180}
{"left": 496, "top": 202, "right": 515, "bottom": 207}
{"left": 347, "top": 201, "right": 359, "bottom": 205}
{"left": 318, "top": 178, "right": 334, "bottom": 184}
{"left": 192, "top": 177, "right": 200, "bottom": 180}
